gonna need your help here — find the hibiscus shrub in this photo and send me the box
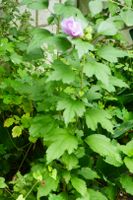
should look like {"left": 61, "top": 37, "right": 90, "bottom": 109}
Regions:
{"left": 0, "top": 0, "right": 133, "bottom": 199}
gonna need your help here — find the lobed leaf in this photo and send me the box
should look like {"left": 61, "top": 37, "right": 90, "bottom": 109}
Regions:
{"left": 86, "top": 134, "right": 123, "bottom": 167}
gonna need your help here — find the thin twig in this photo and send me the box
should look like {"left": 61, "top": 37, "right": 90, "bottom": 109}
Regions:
{"left": 108, "top": 0, "right": 133, "bottom": 11}
{"left": 35, "top": 10, "right": 39, "bottom": 27}
{"left": 18, "top": 143, "right": 32, "bottom": 172}
{"left": 25, "top": 181, "right": 39, "bottom": 199}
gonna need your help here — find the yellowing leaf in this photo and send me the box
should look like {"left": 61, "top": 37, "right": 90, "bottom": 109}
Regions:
{"left": 12, "top": 126, "right": 22, "bottom": 138}
{"left": 4, "top": 117, "right": 15, "bottom": 127}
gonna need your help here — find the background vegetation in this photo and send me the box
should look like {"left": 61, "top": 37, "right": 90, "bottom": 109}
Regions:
{"left": 0, "top": 0, "right": 133, "bottom": 199}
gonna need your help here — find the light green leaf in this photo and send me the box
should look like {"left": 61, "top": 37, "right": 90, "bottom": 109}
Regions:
{"left": 16, "top": 195, "right": 25, "bottom": 200}
{"left": 62, "top": 153, "right": 78, "bottom": 170}
{"left": 109, "top": 77, "right": 128, "bottom": 88}
{"left": 125, "top": 0, "right": 132, "bottom": 7}
{"left": 4, "top": 117, "right": 15, "bottom": 127}
{"left": 46, "top": 129, "right": 78, "bottom": 163}
{"left": 83, "top": 60, "right": 111, "bottom": 85}
{"left": 72, "top": 39, "right": 94, "bottom": 58}
{"left": 27, "top": 28, "right": 52, "bottom": 53}
{"left": 57, "top": 98, "right": 85, "bottom": 125}
{"left": 71, "top": 177, "right": 87, "bottom": 196}
{"left": 21, "top": 0, "right": 48, "bottom": 10}
{"left": 85, "top": 108, "right": 113, "bottom": 133}
{"left": 49, "top": 193, "right": 66, "bottom": 200}
{"left": 37, "top": 174, "right": 58, "bottom": 198}
{"left": 47, "top": 60, "right": 75, "bottom": 84}
{"left": 78, "top": 167, "right": 99, "bottom": 180}
{"left": 0, "top": 177, "right": 6, "bottom": 189}
{"left": 121, "top": 10, "right": 133, "bottom": 26}
{"left": 12, "top": 126, "right": 22, "bottom": 138}
{"left": 10, "top": 53, "right": 23, "bottom": 64}
{"left": 89, "top": 0, "right": 103, "bottom": 16}
{"left": 124, "top": 157, "right": 133, "bottom": 173}
{"left": 98, "top": 19, "right": 117, "bottom": 35}
{"left": 120, "top": 174, "right": 133, "bottom": 195}
{"left": 87, "top": 86, "right": 102, "bottom": 101}
{"left": 120, "top": 140, "right": 133, "bottom": 157}
{"left": 54, "top": 4, "right": 87, "bottom": 27}
{"left": 86, "top": 134, "right": 123, "bottom": 167}
{"left": 97, "top": 45, "right": 127, "bottom": 63}
{"left": 88, "top": 189, "right": 108, "bottom": 200}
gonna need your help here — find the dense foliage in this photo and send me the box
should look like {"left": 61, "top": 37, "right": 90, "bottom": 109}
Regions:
{"left": 0, "top": 0, "right": 133, "bottom": 199}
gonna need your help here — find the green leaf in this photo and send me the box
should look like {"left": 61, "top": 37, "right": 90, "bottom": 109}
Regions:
{"left": 120, "top": 140, "right": 133, "bottom": 157}
{"left": 57, "top": 98, "right": 85, "bottom": 125}
{"left": 86, "top": 134, "right": 123, "bottom": 167}
{"left": 102, "top": 185, "right": 116, "bottom": 200}
{"left": 121, "top": 10, "right": 133, "bottom": 26}
{"left": 120, "top": 174, "right": 133, "bottom": 195}
{"left": 62, "top": 153, "right": 78, "bottom": 170}
{"left": 85, "top": 108, "right": 113, "bottom": 133}
{"left": 88, "top": 189, "right": 108, "bottom": 200}
{"left": 83, "top": 60, "right": 111, "bottom": 85}
{"left": 89, "top": 0, "right": 103, "bottom": 16}
{"left": 87, "top": 86, "right": 102, "bottom": 101}
{"left": 98, "top": 19, "right": 117, "bottom": 35}
{"left": 124, "top": 157, "right": 133, "bottom": 173}
{"left": 10, "top": 53, "right": 23, "bottom": 64}
{"left": 46, "top": 129, "right": 78, "bottom": 163}
{"left": 72, "top": 39, "right": 94, "bottom": 58}
{"left": 27, "top": 28, "right": 52, "bottom": 53}
{"left": 4, "top": 117, "right": 15, "bottom": 127}
{"left": 21, "top": 0, "right": 48, "bottom": 10}
{"left": 97, "top": 45, "right": 127, "bottom": 63}
{"left": 29, "top": 115, "right": 57, "bottom": 140}
{"left": 78, "top": 167, "right": 100, "bottom": 180}
{"left": 113, "top": 120, "right": 133, "bottom": 138}
{"left": 16, "top": 195, "right": 25, "bottom": 200}
{"left": 52, "top": 36, "right": 71, "bottom": 52}
{"left": 125, "top": 0, "right": 132, "bottom": 7}
{"left": 54, "top": 4, "right": 87, "bottom": 27}
{"left": 0, "top": 177, "right": 6, "bottom": 188}
{"left": 47, "top": 60, "right": 75, "bottom": 84}
{"left": 12, "top": 126, "right": 22, "bottom": 138}
{"left": 109, "top": 77, "right": 128, "bottom": 88}
{"left": 71, "top": 177, "right": 87, "bottom": 196}
{"left": 49, "top": 193, "right": 67, "bottom": 200}
{"left": 37, "top": 174, "right": 58, "bottom": 198}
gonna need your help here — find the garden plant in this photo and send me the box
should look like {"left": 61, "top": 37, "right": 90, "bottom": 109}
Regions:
{"left": 0, "top": 0, "right": 133, "bottom": 199}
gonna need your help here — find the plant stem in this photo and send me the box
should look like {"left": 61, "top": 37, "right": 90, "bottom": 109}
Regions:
{"left": 35, "top": 10, "right": 39, "bottom": 27}
{"left": 108, "top": 0, "right": 133, "bottom": 10}
{"left": 18, "top": 143, "right": 32, "bottom": 172}
{"left": 25, "top": 181, "right": 39, "bottom": 199}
